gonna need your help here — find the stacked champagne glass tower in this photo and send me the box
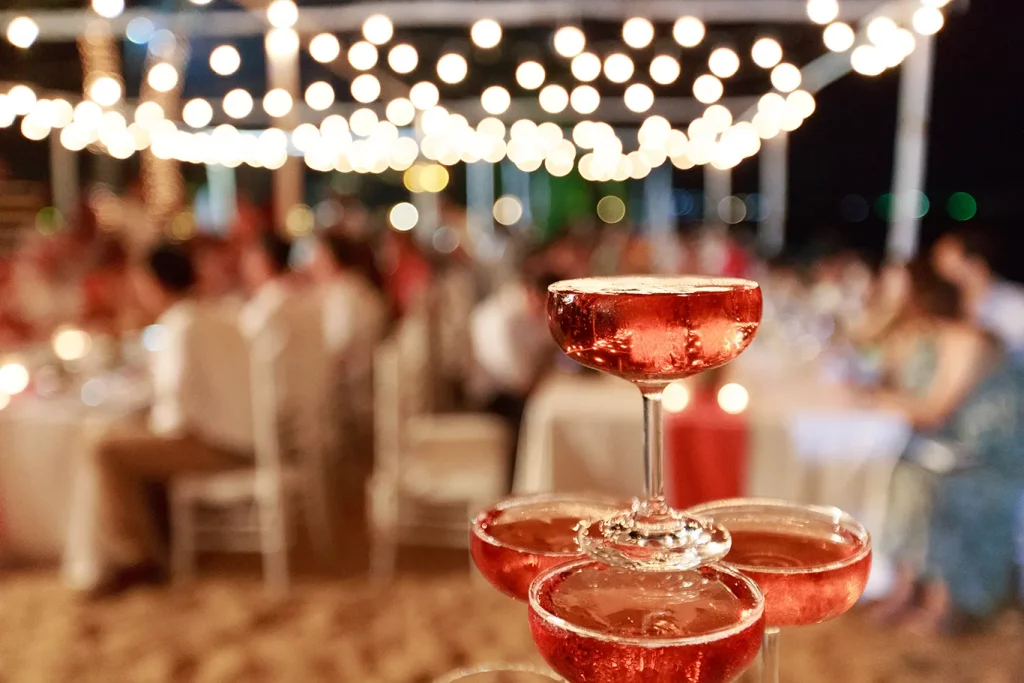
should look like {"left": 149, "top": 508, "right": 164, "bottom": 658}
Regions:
{"left": 467, "top": 276, "right": 872, "bottom": 683}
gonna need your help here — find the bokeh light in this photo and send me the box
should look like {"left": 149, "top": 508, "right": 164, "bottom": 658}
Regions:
{"left": 388, "top": 44, "right": 418, "bottom": 73}
{"left": 493, "top": 195, "right": 524, "bottom": 226}
{"left": 516, "top": 61, "right": 546, "bottom": 90}
{"left": 673, "top": 16, "right": 705, "bottom": 47}
{"left": 718, "top": 383, "right": 749, "bottom": 414}
{"left": 309, "top": 34, "right": 341, "bottom": 63}
{"left": 596, "top": 196, "right": 626, "bottom": 223}
{"left": 554, "top": 26, "right": 586, "bottom": 58}
{"left": 471, "top": 19, "right": 502, "bottom": 49}
{"left": 751, "top": 38, "right": 783, "bottom": 68}
{"left": 0, "top": 363, "right": 30, "bottom": 395}
{"left": 663, "top": 382, "right": 690, "bottom": 412}
{"left": 649, "top": 55, "right": 681, "bottom": 85}
{"left": 947, "top": 192, "right": 977, "bottom": 221}
{"left": 622, "top": 18, "right": 655, "bottom": 49}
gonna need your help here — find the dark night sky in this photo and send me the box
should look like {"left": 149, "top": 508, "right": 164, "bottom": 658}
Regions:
{"left": 1, "top": 1, "right": 1021, "bottom": 260}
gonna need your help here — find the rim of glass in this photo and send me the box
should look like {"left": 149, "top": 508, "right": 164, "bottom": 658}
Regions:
{"left": 432, "top": 663, "right": 563, "bottom": 682}
{"left": 685, "top": 497, "right": 872, "bottom": 576}
{"left": 548, "top": 275, "right": 761, "bottom": 294}
{"left": 471, "top": 493, "right": 626, "bottom": 558}
{"left": 528, "top": 558, "right": 765, "bottom": 648}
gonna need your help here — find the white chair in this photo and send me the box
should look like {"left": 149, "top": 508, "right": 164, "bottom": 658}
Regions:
{"left": 170, "top": 297, "right": 334, "bottom": 596}
{"left": 367, "top": 310, "right": 510, "bottom": 579}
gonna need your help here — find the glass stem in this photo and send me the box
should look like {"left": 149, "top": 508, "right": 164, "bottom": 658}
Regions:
{"left": 761, "top": 627, "right": 781, "bottom": 683}
{"left": 642, "top": 390, "right": 664, "bottom": 502}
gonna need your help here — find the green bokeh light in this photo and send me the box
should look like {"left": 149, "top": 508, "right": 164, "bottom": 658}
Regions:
{"left": 947, "top": 192, "right": 977, "bottom": 221}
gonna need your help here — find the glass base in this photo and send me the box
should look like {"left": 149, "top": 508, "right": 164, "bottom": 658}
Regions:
{"left": 578, "top": 498, "right": 731, "bottom": 571}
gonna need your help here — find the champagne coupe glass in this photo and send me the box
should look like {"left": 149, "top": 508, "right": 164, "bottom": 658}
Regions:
{"left": 528, "top": 558, "right": 765, "bottom": 683}
{"left": 546, "top": 276, "right": 762, "bottom": 570}
{"left": 433, "top": 664, "right": 563, "bottom": 682}
{"left": 686, "top": 499, "right": 872, "bottom": 683}
{"left": 471, "top": 494, "right": 626, "bottom": 601}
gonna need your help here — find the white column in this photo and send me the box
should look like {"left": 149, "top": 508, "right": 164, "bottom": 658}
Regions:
{"left": 703, "top": 165, "right": 731, "bottom": 228}
{"left": 500, "top": 159, "right": 531, "bottom": 225}
{"left": 49, "top": 135, "right": 77, "bottom": 220}
{"left": 466, "top": 161, "right": 495, "bottom": 247}
{"left": 204, "top": 164, "right": 237, "bottom": 234}
{"left": 267, "top": 45, "right": 302, "bottom": 230}
{"left": 759, "top": 131, "right": 789, "bottom": 256}
{"left": 644, "top": 163, "right": 679, "bottom": 273}
{"left": 888, "top": 32, "right": 935, "bottom": 262}
{"left": 412, "top": 115, "right": 440, "bottom": 241}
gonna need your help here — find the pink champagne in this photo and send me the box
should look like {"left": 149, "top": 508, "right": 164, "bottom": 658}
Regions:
{"left": 529, "top": 561, "right": 764, "bottom": 683}
{"left": 724, "top": 528, "right": 871, "bottom": 628}
{"left": 547, "top": 277, "right": 762, "bottom": 383}
{"left": 471, "top": 498, "right": 622, "bottom": 601}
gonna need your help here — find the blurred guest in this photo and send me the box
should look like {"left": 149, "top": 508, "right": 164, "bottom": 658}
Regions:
{"left": 872, "top": 259, "right": 1023, "bottom": 631}
{"left": 13, "top": 234, "right": 82, "bottom": 338}
{"left": 79, "top": 239, "right": 129, "bottom": 336}
{"left": 239, "top": 230, "right": 305, "bottom": 337}
{"left": 190, "top": 234, "right": 242, "bottom": 308}
{"left": 0, "top": 260, "right": 33, "bottom": 345}
{"left": 932, "top": 227, "right": 1024, "bottom": 362}
{"left": 382, "top": 230, "right": 432, "bottom": 318}
{"left": 64, "top": 243, "right": 252, "bottom": 595}
{"left": 469, "top": 271, "right": 561, "bottom": 487}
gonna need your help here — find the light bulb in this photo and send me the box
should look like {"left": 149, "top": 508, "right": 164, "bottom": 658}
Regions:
{"left": 538, "top": 84, "right": 569, "bottom": 114}
{"left": 771, "top": 63, "right": 802, "bottom": 92}
{"left": 672, "top": 16, "right": 705, "bottom": 48}
{"left": 263, "top": 88, "right": 293, "bottom": 117}
{"left": 649, "top": 55, "right": 681, "bottom": 85}
{"left": 182, "top": 98, "right": 213, "bottom": 128}
{"left": 305, "top": 81, "right": 335, "bottom": 111}
{"left": 309, "top": 34, "right": 340, "bottom": 63}
{"left": 480, "top": 86, "right": 511, "bottom": 115}
{"left": 222, "top": 89, "right": 254, "bottom": 119}
{"left": 709, "top": 47, "right": 740, "bottom": 78}
{"left": 787, "top": 90, "right": 816, "bottom": 118}
{"left": 851, "top": 44, "right": 885, "bottom": 76}
{"left": 388, "top": 44, "right": 418, "bottom": 74}
{"left": 409, "top": 81, "right": 440, "bottom": 109}
{"left": 703, "top": 104, "right": 733, "bottom": 132}
{"left": 692, "top": 74, "right": 723, "bottom": 104}
{"left": 913, "top": 7, "right": 944, "bottom": 35}
{"left": 210, "top": 45, "right": 241, "bottom": 75}
{"left": 265, "top": 28, "right": 299, "bottom": 56}
{"left": 389, "top": 202, "right": 419, "bottom": 231}
{"left": 823, "top": 22, "right": 855, "bottom": 52}
{"left": 437, "top": 53, "right": 468, "bottom": 84}
{"left": 134, "top": 101, "right": 164, "bottom": 127}
{"left": 751, "top": 38, "right": 783, "bottom": 68}
{"left": 147, "top": 63, "right": 179, "bottom": 92}
{"left": 622, "top": 17, "right": 654, "bottom": 49}
{"left": 351, "top": 74, "right": 381, "bottom": 103}
{"left": 349, "top": 108, "right": 378, "bottom": 137}
{"left": 348, "top": 41, "right": 378, "bottom": 70}
{"left": 623, "top": 84, "right": 654, "bottom": 113}
{"left": 867, "top": 16, "right": 899, "bottom": 45}
{"left": 88, "top": 76, "right": 122, "bottom": 107}
{"left": 92, "top": 0, "right": 125, "bottom": 19}
{"left": 386, "top": 98, "right": 416, "bottom": 126}
{"left": 806, "top": 0, "right": 839, "bottom": 25}
{"left": 0, "top": 363, "right": 29, "bottom": 395}
{"left": 266, "top": 0, "right": 298, "bottom": 28}
{"left": 471, "top": 19, "right": 502, "bottom": 48}
{"left": 6, "top": 17, "right": 39, "bottom": 49}
{"left": 570, "top": 85, "right": 600, "bottom": 114}
{"left": 603, "top": 53, "right": 634, "bottom": 83}
{"left": 493, "top": 196, "right": 523, "bottom": 226}
{"left": 554, "top": 26, "right": 585, "bottom": 58}
{"left": 516, "top": 61, "right": 546, "bottom": 90}
{"left": 362, "top": 14, "right": 393, "bottom": 45}
{"left": 571, "top": 52, "right": 601, "bottom": 82}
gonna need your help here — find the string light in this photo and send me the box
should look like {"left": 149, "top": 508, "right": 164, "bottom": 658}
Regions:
{"left": 207, "top": 45, "right": 240, "bottom": 76}
{"left": 516, "top": 61, "right": 546, "bottom": 90}
{"left": 263, "top": 88, "right": 293, "bottom": 117}
{"left": 147, "top": 63, "right": 179, "bottom": 92}
{"left": 771, "top": 63, "right": 802, "bottom": 92}
{"left": 787, "top": 90, "right": 816, "bottom": 118}
{"left": 806, "top": 0, "right": 839, "bottom": 25}
{"left": 823, "top": 22, "right": 855, "bottom": 52}
{"left": 134, "top": 101, "right": 164, "bottom": 127}
{"left": 673, "top": 16, "right": 705, "bottom": 48}
{"left": 267, "top": 0, "right": 298, "bottom": 28}
{"left": 388, "top": 44, "right": 418, "bottom": 73}
{"left": 437, "top": 53, "right": 468, "bottom": 84}
{"left": 50, "top": 99, "right": 74, "bottom": 128}
{"left": 717, "top": 383, "right": 749, "bottom": 414}
{"left": 709, "top": 47, "right": 740, "bottom": 78}
{"left": 538, "top": 84, "right": 569, "bottom": 113}
{"left": 570, "top": 85, "right": 600, "bottom": 114}
{"left": 571, "top": 53, "right": 601, "bottom": 82}
{"left": 351, "top": 74, "right": 381, "bottom": 103}
{"left": 223, "top": 89, "right": 254, "bottom": 119}
{"left": 349, "top": 107, "right": 378, "bottom": 137}
{"left": 649, "top": 55, "right": 681, "bottom": 85}
{"left": 703, "top": 104, "right": 733, "bottom": 132}
{"left": 385, "top": 98, "right": 415, "bottom": 126}
{"left": 913, "top": 7, "right": 944, "bottom": 35}
{"left": 553, "top": 26, "right": 586, "bottom": 58}
{"left": 623, "top": 84, "right": 654, "bottom": 113}
{"left": 266, "top": 28, "right": 299, "bottom": 56}
{"left": 603, "top": 53, "right": 634, "bottom": 83}
{"left": 348, "top": 41, "right": 378, "bottom": 70}
{"left": 692, "top": 74, "right": 723, "bottom": 104}
{"left": 751, "top": 38, "right": 783, "bottom": 68}
{"left": 309, "top": 34, "right": 340, "bottom": 63}
{"left": 493, "top": 196, "right": 523, "bottom": 226}
{"left": 471, "top": 19, "right": 502, "bottom": 48}
{"left": 410, "top": 81, "right": 440, "bottom": 109}
{"left": 622, "top": 18, "right": 655, "bottom": 49}
{"left": 389, "top": 202, "right": 419, "bottom": 231}
{"left": 851, "top": 44, "right": 885, "bottom": 75}
{"left": 182, "top": 98, "right": 213, "bottom": 128}
{"left": 867, "top": 16, "right": 899, "bottom": 45}
{"left": 6, "top": 17, "right": 39, "bottom": 49}
{"left": 481, "top": 86, "right": 511, "bottom": 115}
{"left": 88, "top": 76, "right": 122, "bottom": 107}
{"left": 92, "top": 0, "right": 125, "bottom": 19}
{"left": 363, "top": 14, "right": 394, "bottom": 45}
{"left": 305, "top": 81, "right": 335, "bottom": 111}
{"left": 0, "top": 363, "right": 29, "bottom": 395}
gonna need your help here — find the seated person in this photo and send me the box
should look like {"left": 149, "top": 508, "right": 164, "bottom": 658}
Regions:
{"left": 64, "top": 243, "right": 253, "bottom": 596}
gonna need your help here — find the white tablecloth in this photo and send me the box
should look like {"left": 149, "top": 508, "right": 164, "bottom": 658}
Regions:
{"left": 0, "top": 390, "right": 143, "bottom": 562}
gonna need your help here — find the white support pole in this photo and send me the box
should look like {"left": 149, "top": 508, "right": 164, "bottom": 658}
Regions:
{"left": 466, "top": 161, "right": 495, "bottom": 249}
{"left": 49, "top": 134, "right": 77, "bottom": 221}
{"left": 644, "top": 163, "right": 678, "bottom": 273}
{"left": 501, "top": 159, "right": 531, "bottom": 225}
{"left": 703, "top": 165, "right": 731, "bottom": 228}
{"left": 267, "top": 47, "right": 302, "bottom": 231}
{"left": 759, "top": 131, "right": 789, "bottom": 256}
{"left": 411, "top": 115, "right": 440, "bottom": 241}
{"left": 888, "top": 32, "right": 935, "bottom": 262}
